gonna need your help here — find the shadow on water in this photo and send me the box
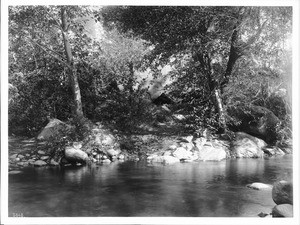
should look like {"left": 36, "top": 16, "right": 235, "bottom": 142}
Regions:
{"left": 9, "top": 155, "right": 292, "bottom": 217}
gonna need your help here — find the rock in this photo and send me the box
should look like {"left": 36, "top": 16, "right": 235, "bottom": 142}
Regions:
{"left": 38, "top": 150, "right": 46, "bottom": 155}
{"left": 231, "top": 132, "right": 266, "bottom": 158}
{"left": 33, "top": 160, "right": 47, "bottom": 167}
{"left": 118, "top": 154, "right": 125, "bottom": 160}
{"left": 18, "top": 154, "right": 25, "bottom": 159}
{"left": 37, "top": 118, "right": 72, "bottom": 140}
{"left": 258, "top": 212, "right": 270, "bottom": 217}
{"left": 272, "top": 204, "right": 293, "bottom": 217}
{"left": 147, "top": 154, "right": 164, "bottom": 163}
{"left": 65, "top": 146, "right": 89, "bottom": 164}
{"left": 163, "top": 150, "right": 172, "bottom": 156}
{"left": 263, "top": 147, "right": 285, "bottom": 156}
{"left": 106, "top": 149, "right": 120, "bottom": 157}
{"left": 101, "top": 135, "right": 115, "bottom": 145}
{"left": 10, "top": 154, "right": 18, "bottom": 159}
{"left": 41, "top": 156, "right": 49, "bottom": 160}
{"left": 198, "top": 145, "right": 227, "bottom": 161}
{"left": 25, "top": 154, "right": 30, "bottom": 157}
{"left": 179, "top": 136, "right": 194, "bottom": 143}
{"left": 17, "top": 162, "right": 29, "bottom": 166}
{"left": 227, "top": 105, "right": 281, "bottom": 144}
{"left": 246, "top": 182, "right": 272, "bottom": 190}
{"left": 272, "top": 180, "right": 293, "bottom": 205}
{"left": 9, "top": 170, "right": 22, "bottom": 175}
{"left": 172, "top": 147, "right": 192, "bottom": 160}
{"left": 168, "top": 144, "right": 178, "bottom": 150}
{"left": 163, "top": 155, "right": 180, "bottom": 164}
{"left": 73, "top": 142, "right": 83, "bottom": 149}
{"left": 180, "top": 142, "right": 194, "bottom": 151}
{"left": 50, "top": 159, "right": 59, "bottom": 166}
{"left": 102, "top": 159, "right": 111, "bottom": 163}
{"left": 194, "top": 137, "right": 207, "bottom": 149}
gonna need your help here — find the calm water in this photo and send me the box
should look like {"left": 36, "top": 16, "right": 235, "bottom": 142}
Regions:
{"left": 9, "top": 155, "right": 292, "bottom": 217}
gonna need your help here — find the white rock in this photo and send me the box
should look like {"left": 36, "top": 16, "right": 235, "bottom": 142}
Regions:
{"left": 163, "top": 155, "right": 180, "bottom": 164}
{"left": 172, "top": 147, "right": 192, "bottom": 160}
{"left": 102, "top": 159, "right": 111, "bottom": 163}
{"left": 168, "top": 145, "right": 177, "bottom": 150}
{"left": 247, "top": 182, "right": 273, "bottom": 190}
{"left": 198, "top": 145, "right": 227, "bottom": 161}
{"left": 118, "top": 154, "right": 125, "bottom": 160}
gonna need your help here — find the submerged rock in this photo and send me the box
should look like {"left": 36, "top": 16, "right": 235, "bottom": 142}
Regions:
{"left": 272, "top": 180, "right": 293, "bottom": 205}
{"left": 9, "top": 170, "right": 22, "bottom": 175}
{"left": 247, "top": 182, "right": 272, "bottom": 190}
{"left": 272, "top": 204, "right": 293, "bottom": 217}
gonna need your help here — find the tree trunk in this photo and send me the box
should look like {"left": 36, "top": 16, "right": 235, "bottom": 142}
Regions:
{"left": 60, "top": 7, "right": 83, "bottom": 118}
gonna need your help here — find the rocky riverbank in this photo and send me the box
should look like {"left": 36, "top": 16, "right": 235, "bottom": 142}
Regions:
{"left": 8, "top": 119, "right": 292, "bottom": 172}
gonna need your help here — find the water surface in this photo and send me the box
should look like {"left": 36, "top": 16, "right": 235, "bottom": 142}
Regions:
{"left": 9, "top": 155, "right": 292, "bottom": 217}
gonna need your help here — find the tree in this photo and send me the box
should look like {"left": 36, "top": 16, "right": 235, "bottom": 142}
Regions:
{"left": 9, "top": 6, "right": 99, "bottom": 119}
{"left": 100, "top": 6, "right": 292, "bottom": 133}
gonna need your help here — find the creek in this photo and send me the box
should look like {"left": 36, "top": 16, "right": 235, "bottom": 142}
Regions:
{"left": 9, "top": 155, "right": 292, "bottom": 217}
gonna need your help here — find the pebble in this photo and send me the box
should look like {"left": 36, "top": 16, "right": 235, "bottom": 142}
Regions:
{"left": 37, "top": 150, "right": 46, "bottom": 155}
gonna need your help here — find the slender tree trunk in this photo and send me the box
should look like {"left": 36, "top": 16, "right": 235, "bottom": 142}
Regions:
{"left": 60, "top": 7, "right": 83, "bottom": 118}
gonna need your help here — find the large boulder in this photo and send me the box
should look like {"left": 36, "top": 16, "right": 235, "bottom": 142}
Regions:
{"left": 272, "top": 180, "right": 293, "bottom": 205}
{"left": 228, "top": 105, "right": 281, "bottom": 144}
{"left": 194, "top": 138, "right": 228, "bottom": 161}
{"left": 65, "top": 146, "right": 89, "bottom": 164}
{"left": 37, "top": 119, "right": 71, "bottom": 140}
{"left": 231, "top": 132, "right": 266, "bottom": 158}
{"left": 198, "top": 145, "right": 227, "bottom": 161}
{"left": 172, "top": 147, "right": 193, "bottom": 160}
{"left": 272, "top": 204, "right": 293, "bottom": 217}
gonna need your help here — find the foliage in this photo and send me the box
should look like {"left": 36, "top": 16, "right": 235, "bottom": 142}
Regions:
{"left": 8, "top": 5, "right": 292, "bottom": 145}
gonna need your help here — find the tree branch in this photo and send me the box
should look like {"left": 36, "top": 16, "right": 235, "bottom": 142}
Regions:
{"left": 27, "top": 37, "right": 71, "bottom": 69}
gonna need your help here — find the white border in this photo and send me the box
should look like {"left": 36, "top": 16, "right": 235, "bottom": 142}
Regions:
{"left": 1, "top": 0, "right": 299, "bottom": 225}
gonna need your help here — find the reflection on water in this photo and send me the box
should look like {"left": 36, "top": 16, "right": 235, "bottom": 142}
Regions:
{"left": 9, "top": 155, "right": 292, "bottom": 217}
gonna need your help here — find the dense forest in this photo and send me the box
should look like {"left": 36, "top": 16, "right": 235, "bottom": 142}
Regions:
{"left": 8, "top": 6, "right": 292, "bottom": 147}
